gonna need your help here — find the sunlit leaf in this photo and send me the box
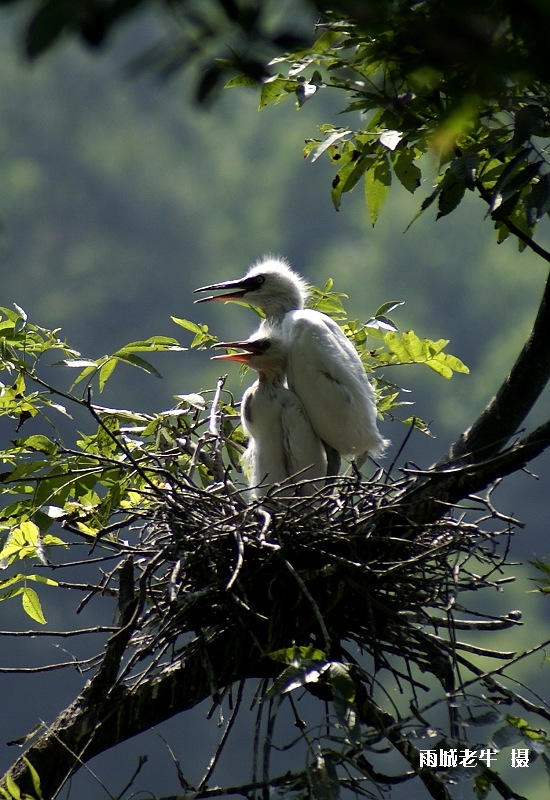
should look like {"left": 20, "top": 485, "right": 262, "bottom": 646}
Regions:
{"left": 375, "top": 300, "right": 405, "bottom": 317}
{"left": 4, "top": 771, "right": 22, "bottom": 800}
{"left": 21, "top": 586, "right": 47, "bottom": 624}
{"left": 259, "top": 75, "right": 296, "bottom": 109}
{"left": 14, "top": 434, "right": 57, "bottom": 456}
{"left": 296, "top": 80, "right": 317, "bottom": 107}
{"left": 22, "top": 758, "right": 43, "bottom": 800}
{"left": 379, "top": 129, "right": 403, "bottom": 151}
{"left": 269, "top": 645, "right": 326, "bottom": 664}
{"left": 309, "top": 129, "right": 351, "bottom": 163}
{"left": 99, "top": 358, "right": 117, "bottom": 392}
{"left": 264, "top": 661, "right": 328, "bottom": 698}
{"left": 175, "top": 393, "right": 207, "bottom": 410}
{"left": 58, "top": 358, "right": 97, "bottom": 368}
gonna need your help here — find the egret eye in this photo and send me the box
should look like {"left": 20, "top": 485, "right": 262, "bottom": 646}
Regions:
{"left": 255, "top": 275, "right": 265, "bottom": 286}
{"left": 262, "top": 341, "right": 271, "bottom": 351}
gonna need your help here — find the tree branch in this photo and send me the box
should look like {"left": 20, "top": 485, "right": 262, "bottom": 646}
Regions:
{"left": 393, "top": 418, "right": 550, "bottom": 527}
{"left": 4, "top": 626, "right": 269, "bottom": 799}
{"left": 446, "top": 191, "right": 550, "bottom": 465}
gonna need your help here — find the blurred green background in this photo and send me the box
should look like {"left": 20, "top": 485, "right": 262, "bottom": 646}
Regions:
{"left": 1, "top": 5, "right": 549, "bottom": 798}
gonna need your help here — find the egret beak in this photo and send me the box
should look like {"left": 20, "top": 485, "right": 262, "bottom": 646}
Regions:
{"left": 210, "top": 339, "right": 264, "bottom": 364}
{"left": 211, "top": 352, "right": 253, "bottom": 364}
{"left": 194, "top": 276, "right": 256, "bottom": 304}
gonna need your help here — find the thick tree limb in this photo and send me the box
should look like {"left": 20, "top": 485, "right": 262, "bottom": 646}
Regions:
{"left": 447, "top": 194, "right": 550, "bottom": 466}
{"left": 5, "top": 627, "right": 269, "bottom": 799}
{"left": 391, "top": 418, "right": 550, "bottom": 528}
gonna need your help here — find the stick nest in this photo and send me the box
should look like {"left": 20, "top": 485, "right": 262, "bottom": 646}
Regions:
{"left": 123, "top": 471, "right": 520, "bottom": 691}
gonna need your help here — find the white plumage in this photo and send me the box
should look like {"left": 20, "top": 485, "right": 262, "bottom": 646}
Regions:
{"left": 197, "top": 255, "right": 389, "bottom": 468}
{"left": 212, "top": 336, "right": 327, "bottom": 498}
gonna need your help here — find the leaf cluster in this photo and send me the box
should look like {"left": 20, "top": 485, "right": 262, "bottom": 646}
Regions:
{"left": 228, "top": 2, "right": 550, "bottom": 248}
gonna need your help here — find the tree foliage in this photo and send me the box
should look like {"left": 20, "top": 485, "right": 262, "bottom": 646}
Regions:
{"left": 2, "top": 2, "right": 550, "bottom": 800}
{"left": 223, "top": 2, "right": 550, "bottom": 250}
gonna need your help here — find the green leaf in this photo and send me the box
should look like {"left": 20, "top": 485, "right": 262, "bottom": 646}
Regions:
{"left": 259, "top": 75, "right": 296, "bottom": 109}
{"left": 224, "top": 74, "right": 258, "bottom": 89}
{"left": 327, "top": 662, "right": 355, "bottom": 703}
{"left": 114, "top": 337, "right": 184, "bottom": 353}
{"left": 311, "top": 28, "right": 341, "bottom": 53}
{"left": 0, "top": 588, "right": 24, "bottom": 605}
{"left": 171, "top": 317, "right": 218, "bottom": 348}
{"left": 171, "top": 317, "right": 203, "bottom": 333}
{"left": 513, "top": 104, "right": 546, "bottom": 147}
{"left": 15, "top": 435, "right": 57, "bottom": 456}
{"left": 99, "top": 358, "right": 118, "bottom": 392}
{"left": 384, "top": 331, "right": 469, "bottom": 377}
{"left": 526, "top": 174, "right": 550, "bottom": 226}
{"left": 112, "top": 352, "right": 163, "bottom": 379}
{"left": 375, "top": 300, "right": 405, "bottom": 317}
{"left": 27, "top": 575, "right": 59, "bottom": 587}
{"left": 19, "top": 520, "right": 41, "bottom": 545}
{"left": 21, "top": 586, "right": 47, "bottom": 624}
{"left": 425, "top": 351, "right": 470, "bottom": 378}
{"left": 437, "top": 175, "right": 466, "bottom": 219}
{"left": 331, "top": 150, "right": 369, "bottom": 210}
{"left": 385, "top": 330, "right": 421, "bottom": 363}
{"left": 4, "top": 771, "right": 22, "bottom": 800}
{"left": 450, "top": 154, "right": 478, "bottom": 189}
{"left": 269, "top": 645, "right": 326, "bottom": 664}
{"left": 392, "top": 149, "right": 422, "bottom": 193}
{"left": 59, "top": 358, "right": 98, "bottom": 368}
{"left": 68, "top": 363, "right": 98, "bottom": 390}
{"left": 0, "top": 575, "right": 26, "bottom": 591}
{"left": 175, "top": 393, "right": 207, "bottom": 411}
{"left": 488, "top": 148, "right": 529, "bottom": 212}
{"left": 365, "top": 154, "right": 391, "bottom": 226}
{"left": 473, "top": 768, "right": 491, "bottom": 800}
{"left": 309, "top": 129, "right": 351, "bottom": 164}
{"left": 265, "top": 661, "right": 329, "bottom": 699}
{"left": 22, "top": 758, "right": 43, "bottom": 800}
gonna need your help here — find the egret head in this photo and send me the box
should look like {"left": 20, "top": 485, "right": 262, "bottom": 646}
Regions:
{"left": 194, "top": 256, "right": 309, "bottom": 318}
{"left": 211, "top": 335, "right": 287, "bottom": 381}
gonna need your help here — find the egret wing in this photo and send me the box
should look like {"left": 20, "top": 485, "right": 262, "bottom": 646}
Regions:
{"left": 280, "top": 391, "right": 327, "bottom": 494}
{"left": 283, "top": 310, "right": 387, "bottom": 457}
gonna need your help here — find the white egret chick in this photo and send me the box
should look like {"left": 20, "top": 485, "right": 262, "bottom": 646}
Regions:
{"left": 212, "top": 336, "right": 327, "bottom": 499}
{"left": 197, "top": 256, "right": 389, "bottom": 469}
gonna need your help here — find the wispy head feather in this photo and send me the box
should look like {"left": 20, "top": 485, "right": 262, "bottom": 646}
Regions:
{"left": 244, "top": 255, "right": 310, "bottom": 316}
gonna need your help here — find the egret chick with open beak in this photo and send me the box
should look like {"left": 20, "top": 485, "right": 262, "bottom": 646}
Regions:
{"left": 212, "top": 335, "right": 327, "bottom": 499}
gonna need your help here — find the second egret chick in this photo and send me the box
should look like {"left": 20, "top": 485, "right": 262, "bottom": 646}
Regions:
{"left": 212, "top": 336, "right": 327, "bottom": 499}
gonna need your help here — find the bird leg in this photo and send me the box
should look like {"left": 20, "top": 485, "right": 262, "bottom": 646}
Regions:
{"left": 323, "top": 443, "right": 341, "bottom": 476}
